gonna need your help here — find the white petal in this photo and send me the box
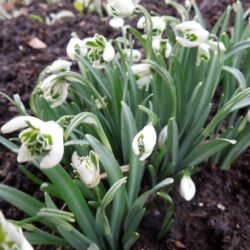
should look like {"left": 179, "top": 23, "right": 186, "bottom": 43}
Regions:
{"left": 152, "top": 38, "right": 161, "bottom": 51}
{"left": 132, "top": 133, "right": 140, "bottom": 155}
{"left": 131, "top": 63, "right": 151, "bottom": 75}
{"left": 17, "top": 144, "right": 36, "bottom": 163}
{"left": 66, "top": 37, "right": 87, "bottom": 60}
{"left": 47, "top": 59, "right": 72, "bottom": 73}
{"left": 151, "top": 16, "right": 166, "bottom": 31}
{"left": 142, "top": 124, "right": 157, "bottom": 154}
{"left": 1, "top": 116, "right": 44, "bottom": 134}
{"left": 158, "top": 125, "right": 168, "bottom": 148}
{"left": 40, "top": 122, "right": 64, "bottom": 168}
{"left": 108, "top": 0, "right": 136, "bottom": 17}
{"left": 179, "top": 175, "right": 196, "bottom": 201}
{"left": 21, "top": 237, "right": 34, "bottom": 250}
{"left": 137, "top": 16, "right": 146, "bottom": 29}
{"left": 103, "top": 43, "right": 115, "bottom": 62}
{"left": 176, "top": 37, "right": 202, "bottom": 48}
{"left": 165, "top": 42, "right": 172, "bottom": 58}
{"left": 176, "top": 20, "right": 205, "bottom": 32}
{"left": 51, "top": 83, "right": 69, "bottom": 108}
{"left": 109, "top": 17, "right": 124, "bottom": 29}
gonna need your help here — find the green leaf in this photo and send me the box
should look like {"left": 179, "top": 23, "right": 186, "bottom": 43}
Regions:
{"left": 122, "top": 231, "right": 140, "bottom": 250}
{"left": 0, "top": 136, "right": 19, "bottom": 154}
{"left": 224, "top": 40, "right": 250, "bottom": 60}
{"left": 167, "top": 118, "right": 179, "bottom": 163}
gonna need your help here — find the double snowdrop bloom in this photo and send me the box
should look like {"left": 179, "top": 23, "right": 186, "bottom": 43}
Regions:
{"left": 158, "top": 125, "right": 168, "bottom": 148}
{"left": 72, "top": 151, "right": 100, "bottom": 188}
{"left": 107, "top": 0, "right": 138, "bottom": 18}
{"left": 46, "top": 59, "right": 72, "bottom": 74}
{"left": 109, "top": 17, "right": 124, "bottom": 29}
{"left": 40, "top": 74, "right": 69, "bottom": 108}
{"left": 122, "top": 49, "right": 142, "bottom": 62}
{"left": 137, "top": 16, "right": 166, "bottom": 38}
{"left": 131, "top": 63, "right": 152, "bottom": 89}
{"left": 66, "top": 37, "right": 88, "bottom": 60}
{"left": 175, "top": 21, "right": 209, "bottom": 47}
{"left": 83, "top": 34, "right": 115, "bottom": 69}
{"left": 1, "top": 116, "right": 64, "bottom": 169}
{"left": 179, "top": 174, "right": 196, "bottom": 201}
{"left": 132, "top": 124, "right": 157, "bottom": 161}
{"left": 152, "top": 38, "right": 172, "bottom": 59}
{"left": 0, "top": 211, "right": 33, "bottom": 250}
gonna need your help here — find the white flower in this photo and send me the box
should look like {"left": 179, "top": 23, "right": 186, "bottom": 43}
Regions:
{"left": 72, "top": 151, "right": 100, "bottom": 188}
{"left": 175, "top": 21, "right": 209, "bottom": 47}
{"left": 184, "top": 0, "right": 192, "bottom": 8}
{"left": 132, "top": 124, "right": 157, "bottom": 161}
{"left": 0, "top": 211, "right": 33, "bottom": 250}
{"left": 1, "top": 116, "right": 64, "bottom": 169}
{"left": 247, "top": 110, "right": 250, "bottom": 122}
{"left": 197, "top": 42, "right": 211, "bottom": 65}
{"left": 137, "top": 16, "right": 166, "bottom": 37}
{"left": 158, "top": 125, "right": 168, "bottom": 148}
{"left": 152, "top": 38, "right": 172, "bottom": 59}
{"left": 131, "top": 63, "right": 152, "bottom": 89}
{"left": 179, "top": 175, "right": 196, "bottom": 201}
{"left": 46, "top": 59, "right": 72, "bottom": 74}
{"left": 207, "top": 40, "right": 226, "bottom": 52}
{"left": 66, "top": 37, "right": 88, "bottom": 60}
{"left": 83, "top": 35, "right": 115, "bottom": 69}
{"left": 109, "top": 17, "right": 124, "bottom": 29}
{"left": 107, "top": 0, "right": 137, "bottom": 18}
{"left": 40, "top": 74, "right": 68, "bottom": 108}
{"left": 122, "top": 49, "right": 142, "bottom": 62}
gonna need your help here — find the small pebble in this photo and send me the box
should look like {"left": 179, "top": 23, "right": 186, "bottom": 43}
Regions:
{"left": 217, "top": 203, "right": 225, "bottom": 211}
{"left": 198, "top": 202, "right": 204, "bottom": 207}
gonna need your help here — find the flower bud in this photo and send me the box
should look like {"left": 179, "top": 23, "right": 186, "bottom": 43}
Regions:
{"left": 197, "top": 42, "right": 211, "bottom": 65}
{"left": 176, "top": 21, "right": 209, "bottom": 47}
{"left": 158, "top": 125, "right": 168, "bottom": 148}
{"left": 66, "top": 37, "right": 88, "bottom": 60}
{"left": 132, "top": 124, "right": 157, "bottom": 161}
{"left": 109, "top": 17, "right": 124, "bottom": 29}
{"left": 152, "top": 38, "right": 172, "bottom": 59}
{"left": 131, "top": 63, "right": 152, "bottom": 89}
{"left": 107, "top": 0, "right": 137, "bottom": 18}
{"left": 72, "top": 151, "right": 100, "bottom": 188}
{"left": 179, "top": 174, "right": 196, "bottom": 201}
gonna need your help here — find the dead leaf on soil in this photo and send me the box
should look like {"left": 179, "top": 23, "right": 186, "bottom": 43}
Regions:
{"left": 27, "top": 37, "right": 47, "bottom": 49}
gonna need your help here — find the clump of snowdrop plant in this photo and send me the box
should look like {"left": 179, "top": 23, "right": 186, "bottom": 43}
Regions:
{"left": 1, "top": 0, "right": 250, "bottom": 249}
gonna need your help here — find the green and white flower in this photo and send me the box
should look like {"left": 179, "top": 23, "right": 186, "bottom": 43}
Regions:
{"left": 122, "top": 49, "right": 142, "bottom": 62}
{"left": 66, "top": 37, "right": 88, "bottom": 60}
{"left": 109, "top": 17, "right": 124, "bottom": 29}
{"left": 72, "top": 151, "right": 100, "bottom": 188}
{"left": 131, "top": 63, "right": 152, "bottom": 89}
{"left": 137, "top": 16, "right": 166, "bottom": 38}
{"left": 1, "top": 116, "right": 64, "bottom": 169}
{"left": 0, "top": 211, "right": 33, "bottom": 250}
{"left": 40, "top": 74, "right": 69, "bottom": 108}
{"left": 158, "top": 125, "right": 168, "bottom": 148}
{"left": 46, "top": 59, "right": 72, "bottom": 74}
{"left": 132, "top": 124, "right": 157, "bottom": 161}
{"left": 179, "top": 174, "right": 196, "bottom": 201}
{"left": 207, "top": 40, "right": 226, "bottom": 52}
{"left": 83, "top": 34, "right": 115, "bottom": 69}
{"left": 107, "top": 0, "right": 138, "bottom": 18}
{"left": 175, "top": 20, "right": 209, "bottom": 47}
{"left": 152, "top": 38, "right": 172, "bottom": 58}
{"left": 197, "top": 42, "right": 211, "bottom": 65}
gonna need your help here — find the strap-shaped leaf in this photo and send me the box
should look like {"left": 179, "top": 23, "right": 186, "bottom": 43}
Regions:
{"left": 122, "top": 231, "right": 140, "bottom": 250}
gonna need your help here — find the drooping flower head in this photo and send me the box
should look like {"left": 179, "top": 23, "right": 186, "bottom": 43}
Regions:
{"left": 107, "top": 0, "right": 138, "bottom": 18}
{"left": 109, "top": 17, "right": 124, "bottom": 29}
{"left": 197, "top": 42, "right": 211, "bottom": 65}
{"left": 122, "top": 49, "right": 142, "bottom": 62}
{"left": 132, "top": 124, "right": 157, "bottom": 161}
{"left": 83, "top": 34, "right": 115, "bottom": 69}
{"left": 66, "top": 37, "right": 88, "bottom": 60}
{"left": 152, "top": 38, "right": 172, "bottom": 59}
{"left": 179, "top": 174, "right": 196, "bottom": 201}
{"left": 1, "top": 116, "right": 64, "bottom": 169}
{"left": 0, "top": 211, "right": 33, "bottom": 250}
{"left": 71, "top": 151, "right": 100, "bottom": 188}
{"left": 46, "top": 59, "right": 72, "bottom": 74}
{"left": 131, "top": 63, "right": 152, "bottom": 89}
{"left": 175, "top": 21, "right": 209, "bottom": 47}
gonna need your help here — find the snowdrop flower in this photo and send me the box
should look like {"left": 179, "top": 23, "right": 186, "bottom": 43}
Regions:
{"left": 66, "top": 37, "right": 88, "bottom": 60}
{"left": 122, "top": 49, "right": 142, "bottom": 62}
{"left": 137, "top": 16, "right": 166, "bottom": 38}
{"left": 40, "top": 74, "right": 68, "bottom": 108}
{"left": 179, "top": 174, "right": 196, "bottom": 201}
{"left": 132, "top": 124, "right": 157, "bottom": 161}
{"left": 175, "top": 21, "right": 209, "bottom": 47}
{"left": 0, "top": 211, "right": 33, "bottom": 250}
{"left": 83, "top": 34, "right": 115, "bottom": 69}
{"left": 131, "top": 63, "right": 152, "bottom": 89}
{"left": 107, "top": 0, "right": 137, "bottom": 18}
{"left": 1, "top": 116, "right": 64, "bottom": 169}
{"left": 152, "top": 38, "right": 172, "bottom": 58}
{"left": 184, "top": 0, "right": 192, "bottom": 8}
{"left": 72, "top": 151, "right": 100, "bottom": 188}
{"left": 158, "top": 125, "right": 168, "bottom": 148}
{"left": 109, "top": 17, "right": 124, "bottom": 29}
{"left": 197, "top": 42, "right": 211, "bottom": 65}
{"left": 46, "top": 59, "right": 72, "bottom": 74}
{"left": 207, "top": 40, "right": 226, "bottom": 53}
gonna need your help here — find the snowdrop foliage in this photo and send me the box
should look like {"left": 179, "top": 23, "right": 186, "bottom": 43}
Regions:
{"left": 83, "top": 34, "right": 115, "bottom": 68}
{"left": 1, "top": 116, "right": 64, "bottom": 169}
{"left": 132, "top": 124, "right": 157, "bottom": 161}
{"left": 72, "top": 151, "right": 100, "bottom": 188}
{"left": 131, "top": 63, "right": 152, "bottom": 89}
{"left": 179, "top": 175, "right": 196, "bottom": 201}
{"left": 0, "top": 211, "right": 33, "bottom": 250}
{"left": 175, "top": 21, "right": 209, "bottom": 47}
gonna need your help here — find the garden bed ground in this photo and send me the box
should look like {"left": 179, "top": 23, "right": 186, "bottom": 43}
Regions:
{"left": 0, "top": 0, "right": 250, "bottom": 249}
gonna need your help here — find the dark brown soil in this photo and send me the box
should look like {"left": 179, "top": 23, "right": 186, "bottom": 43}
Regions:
{"left": 0, "top": 0, "right": 249, "bottom": 250}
